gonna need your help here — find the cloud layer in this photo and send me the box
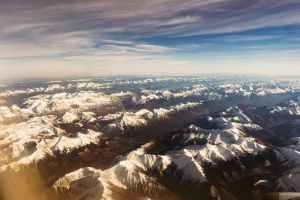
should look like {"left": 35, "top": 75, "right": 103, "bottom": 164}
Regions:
{"left": 1, "top": 0, "right": 300, "bottom": 78}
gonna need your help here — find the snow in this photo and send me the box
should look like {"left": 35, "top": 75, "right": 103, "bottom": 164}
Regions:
{"left": 53, "top": 167, "right": 103, "bottom": 200}
{"left": 274, "top": 147, "right": 300, "bottom": 167}
{"left": 153, "top": 108, "right": 170, "bottom": 119}
{"left": 178, "top": 124, "right": 266, "bottom": 164}
{"left": 212, "top": 117, "right": 229, "bottom": 123}
{"left": 268, "top": 102, "right": 300, "bottom": 115}
{"left": 102, "top": 101, "right": 201, "bottom": 133}
{"left": 254, "top": 180, "right": 269, "bottom": 186}
{"left": 80, "top": 112, "right": 96, "bottom": 119}
{"left": 0, "top": 129, "right": 103, "bottom": 178}
{"left": 111, "top": 160, "right": 171, "bottom": 198}
{"left": 0, "top": 88, "right": 45, "bottom": 98}
{"left": 1, "top": 78, "right": 300, "bottom": 199}
{"left": 45, "top": 84, "right": 65, "bottom": 92}
{"left": 122, "top": 112, "right": 147, "bottom": 126}
{"left": 0, "top": 114, "right": 102, "bottom": 165}
{"left": 21, "top": 91, "right": 114, "bottom": 115}
{"left": 49, "top": 131, "right": 102, "bottom": 153}
{"left": 0, "top": 105, "right": 29, "bottom": 122}
{"left": 0, "top": 106, "right": 19, "bottom": 122}
{"left": 171, "top": 149, "right": 206, "bottom": 180}
{"left": 60, "top": 112, "right": 78, "bottom": 123}
{"left": 127, "top": 150, "right": 163, "bottom": 171}
{"left": 136, "top": 109, "right": 154, "bottom": 120}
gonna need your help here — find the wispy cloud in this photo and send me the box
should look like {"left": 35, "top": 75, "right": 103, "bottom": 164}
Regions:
{"left": 2, "top": 0, "right": 300, "bottom": 39}
{"left": 220, "top": 35, "right": 278, "bottom": 42}
{"left": 1, "top": 0, "right": 300, "bottom": 78}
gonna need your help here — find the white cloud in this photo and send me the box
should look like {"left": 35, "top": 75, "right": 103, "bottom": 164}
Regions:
{"left": 220, "top": 35, "right": 278, "bottom": 42}
{"left": 2, "top": 0, "right": 299, "bottom": 39}
{"left": 1, "top": 0, "right": 300, "bottom": 78}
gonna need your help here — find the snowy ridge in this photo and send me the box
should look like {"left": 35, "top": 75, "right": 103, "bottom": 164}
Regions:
{"left": 0, "top": 106, "right": 27, "bottom": 124}
{"left": 268, "top": 99, "right": 300, "bottom": 116}
{"left": 0, "top": 114, "right": 102, "bottom": 166}
{"left": 59, "top": 112, "right": 79, "bottom": 123}
{"left": 0, "top": 77, "right": 300, "bottom": 200}
{"left": 273, "top": 147, "right": 300, "bottom": 191}
{"left": 203, "top": 106, "right": 265, "bottom": 138}
{"left": 175, "top": 124, "right": 266, "bottom": 163}
{"left": 102, "top": 102, "right": 200, "bottom": 135}
{"left": 0, "top": 87, "right": 45, "bottom": 98}
{"left": 22, "top": 91, "right": 113, "bottom": 115}
{"left": 44, "top": 84, "right": 65, "bottom": 92}
{"left": 124, "top": 146, "right": 209, "bottom": 192}
{"left": 0, "top": 90, "right": 132, "bottom": 119}
{"left": 274, "top": 147, "right": 300, "bottom": 167}
{"left": 53, "top": 159, "right": 178, "bottom": 200}
{"left": 111, "top": 160, "right": 171, "bottom": 198}
{"left": 99, "top": 120, "right": 268, "bottom": 198}
{"left": 53, "top": 167, "right": 103, "bottom": 200}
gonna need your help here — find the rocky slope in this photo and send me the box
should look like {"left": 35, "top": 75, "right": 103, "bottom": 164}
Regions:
{"left": 0, "top": 77, "right": 300, "bottom": 200}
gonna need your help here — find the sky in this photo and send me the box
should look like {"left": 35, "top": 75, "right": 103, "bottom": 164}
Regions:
{"left": 1, "top": 0, "right": 300, "bottom": 79}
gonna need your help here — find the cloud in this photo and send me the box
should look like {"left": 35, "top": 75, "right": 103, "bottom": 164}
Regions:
{"left": 220, "top": 35, "right": 278, "bottom": 42}
{"left": 1, "top": 0, "right": 300, "bottom": 78}
{"left": 2, "top": 0, "right": 300, "bottom": 39}
{"left": 2, "top": 2, "right": 299, "bottom": 39}
{"left": 98, "top": 43, "right": 175, "bottom": 54}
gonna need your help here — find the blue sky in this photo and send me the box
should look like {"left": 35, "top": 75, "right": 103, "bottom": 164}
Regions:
{"left": 1, "top": 0, "right": 300, "bottom": 79}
